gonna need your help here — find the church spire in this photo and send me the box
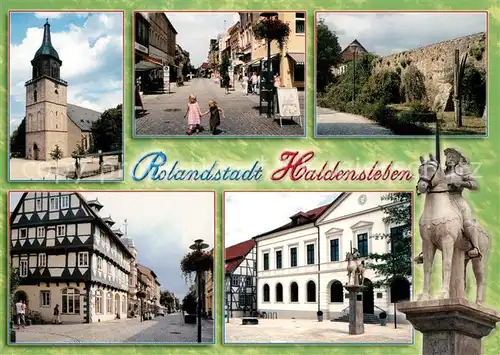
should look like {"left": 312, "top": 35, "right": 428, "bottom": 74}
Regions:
{"left": 33, "top": 19, "right": 60, "bottom": 61}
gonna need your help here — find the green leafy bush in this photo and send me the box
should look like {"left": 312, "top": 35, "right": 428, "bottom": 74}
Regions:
{"left": 401, "top": 65, "right": 426, "bottom": 103}
{"left": 361, "top": 69, "right": 401, "bottom": 105}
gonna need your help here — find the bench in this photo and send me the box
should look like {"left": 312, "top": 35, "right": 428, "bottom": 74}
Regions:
{"left": 242, "top": 317, "right": 259, "bottom": 325}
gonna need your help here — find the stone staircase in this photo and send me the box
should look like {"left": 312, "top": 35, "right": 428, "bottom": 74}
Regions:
{"left": 331, "top": 313, "right": 380, "bottom": 324}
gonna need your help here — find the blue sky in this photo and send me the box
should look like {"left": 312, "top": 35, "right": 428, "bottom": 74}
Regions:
{"left": 9, "top": 12, "right": 124, "bottom": 134}
{"left": 225, "top": 192, "right": 341, "bottom": 247}
{"left": 319, "top": 12, "right": 487, "bottom": 56}
{"left": 10, "top": 192, "right": 215, "bottom": 299}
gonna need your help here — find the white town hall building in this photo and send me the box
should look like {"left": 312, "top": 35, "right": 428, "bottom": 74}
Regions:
{"left": 254, "top": 192, "right": 412, "bottom": 322}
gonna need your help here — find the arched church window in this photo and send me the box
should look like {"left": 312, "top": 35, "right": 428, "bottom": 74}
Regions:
{"left": 43, "top": 61, "right": 50, "bottom": 75}
{"left": 51, "top": 64, "right": 58, "bottom": 78}
{"left": 34, "top": 90, "right": 37, "bottom": 102}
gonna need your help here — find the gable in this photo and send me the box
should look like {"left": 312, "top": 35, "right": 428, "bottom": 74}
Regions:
{"left": 317, "top": 192, "right": 386, "bottom": 223}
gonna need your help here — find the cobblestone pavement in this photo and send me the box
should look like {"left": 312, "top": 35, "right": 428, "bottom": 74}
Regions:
{"left": 9, "top": 156, "right": 123, "bottom": 181}
{"left": 14, "top": 313, "right": 214, "bottom": 344}
{"left": 316, "top": 106, "right": 394, "bottom": 136}
{"left": 225, "top": 318, "right": 412, "bottom": 343}
{"left": 135, "top": 78, "right": 305, "bottom": 137}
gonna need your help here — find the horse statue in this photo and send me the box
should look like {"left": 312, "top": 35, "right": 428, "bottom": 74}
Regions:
{"left": 346, "top": 251, "right": 365, "bottom": 286}
{"left": 416, "top": 154, "right": 490, "bottom": 304}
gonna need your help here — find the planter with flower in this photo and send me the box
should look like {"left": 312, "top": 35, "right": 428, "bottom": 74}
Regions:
{"left": 252, "top": 17, "right": 291, "bottom": 52}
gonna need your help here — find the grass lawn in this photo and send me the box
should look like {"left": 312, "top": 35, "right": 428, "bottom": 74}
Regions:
{"left": 389, "top": 104, "right": 487, "bottom": 136}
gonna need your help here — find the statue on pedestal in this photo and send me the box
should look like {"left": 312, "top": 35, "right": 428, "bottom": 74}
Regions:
{"left": 346, "top": 248, "right": 365, "bottom": 286}
{"left": 416, "top": 149, "right": 490, "bottom": 304}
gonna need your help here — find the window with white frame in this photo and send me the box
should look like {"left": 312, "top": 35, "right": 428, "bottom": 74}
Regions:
{"left": 49, "top": 196, "right": 59, "bottom": 211}
{"left": 20, "top": 229, "right": 27, "bottom": 239}
{"left": 95, "top": 290, "right": 103, "bottom": 314}
{"left": 20, "top": 259, "right": 28, "bottom": 277}
{"left": 61, "top": 195, "right": 70, "bottom": 209}
{"left": 78, "top": 252, "right": 89, "bottom": 267}
{"left": 107, "top": 262, "right": 112, "bottom": 277}
{"left": 36, "top": 199, "right": 42, "bottom": 211}
{"left": 40, "top": 290, "right": 51, "bottom": 307}
{"left": 37, "top": 227, "right": 45, "bottom": 238}
{"left": 38, "top": 253, "right": 47, "bottom": 267}
{"left": 62, "top": 288, "right": 80, "bottom": 314}
{"left": 97, "top": 256, "right": 103, "bottom": 270}
{"left": 57, "top": 225, "right": 66, "bottom": 236}
{"left": 106, "top": 292, "right": 113, "bottom": 313}
{"left": 295, "top": 12, "right": 305, "bottom": 34}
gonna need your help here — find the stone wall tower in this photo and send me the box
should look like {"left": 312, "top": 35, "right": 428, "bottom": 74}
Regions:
{"left": 25, "top": 19, "right": 68, "bottom": 161}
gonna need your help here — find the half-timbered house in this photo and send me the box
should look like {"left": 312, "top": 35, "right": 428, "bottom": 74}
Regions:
{"left": 225, "top": 239, "right": 257, "bottom": 318}
{"left": 10, "top": 192, "right": 133, "bottom": 323}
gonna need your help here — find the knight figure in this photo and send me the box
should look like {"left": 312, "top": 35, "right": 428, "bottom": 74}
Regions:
{"left": 352, "top": 247, "right": 361, "bottom": 260}
{"left": 415, "top": 148, "right": 480, "bottom": 263}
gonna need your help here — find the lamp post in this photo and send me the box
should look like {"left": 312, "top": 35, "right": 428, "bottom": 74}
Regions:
{"left": 349, "top": 42, "right": 359, "bottom": 102}
{"left": 189, "top": 239, "right": 209, "bottom": 343}
{"left": 260, "top": 12, "right": 279, "bottom": 118}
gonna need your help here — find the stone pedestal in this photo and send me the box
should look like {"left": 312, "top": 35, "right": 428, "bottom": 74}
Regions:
{"left": 398, "top": 298, "right": 499, "bottom": 355}
{"left": 344, "top": 284, "right": 365, "bottom": 335}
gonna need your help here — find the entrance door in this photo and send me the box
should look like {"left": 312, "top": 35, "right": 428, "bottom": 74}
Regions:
{"left": 362, "top": 278, "right": 374, "bottom": 314}
{"left": 33, "top": 143, "right": 39, "bottom": 160}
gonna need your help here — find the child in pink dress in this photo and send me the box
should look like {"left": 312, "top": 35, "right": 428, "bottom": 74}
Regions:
{"left": 184, "top": 94, "right": 205, "bottom": 135}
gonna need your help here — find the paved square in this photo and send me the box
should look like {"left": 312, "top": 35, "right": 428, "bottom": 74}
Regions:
{"left": 13, "top": 313, "right": 214, "bottom": 344}
{"left": 135, "top": 78, "right": 305, "bottom": 137}
{"left": 225, "top": 318, "right": 412, "bottom": 343}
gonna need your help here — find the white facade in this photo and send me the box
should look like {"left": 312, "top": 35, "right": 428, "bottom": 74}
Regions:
{"left": 256, "top": 192, "right": 411, "bottom": 321}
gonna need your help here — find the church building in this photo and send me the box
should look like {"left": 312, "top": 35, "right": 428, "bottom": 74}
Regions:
{"left": 24, "top": 20, "right": 103, "bottom": 161}
{"left": 10, "top": 192, "right": 133, "bottom": 323}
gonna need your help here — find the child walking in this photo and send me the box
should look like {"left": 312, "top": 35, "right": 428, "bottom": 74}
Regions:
{"left": 206, "top": 100, "right": 225, "bottom": 135}
{"left": 184, "top": 94, "right": 205, "bottom": 135}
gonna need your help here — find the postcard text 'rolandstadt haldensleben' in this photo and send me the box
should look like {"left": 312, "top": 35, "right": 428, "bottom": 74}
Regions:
{"left": 132, "top": 151, "right": 263, "bottom": 182}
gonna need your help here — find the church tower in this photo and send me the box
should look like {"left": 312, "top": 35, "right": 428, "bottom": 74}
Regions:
{"left": 25, "top": 19, "right": 68, "bottom": 160}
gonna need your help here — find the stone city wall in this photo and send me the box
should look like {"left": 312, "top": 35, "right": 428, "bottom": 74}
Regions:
{"left": 372, "top": 32, "right": 486, "bottom": 110}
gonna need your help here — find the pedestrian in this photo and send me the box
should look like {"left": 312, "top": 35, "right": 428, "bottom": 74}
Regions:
{"left": 203, "top": 100, "right": 225, "bottom": 135}
{"left": 18, "top": 300, "right": 26, "bottom": 329}
{"left": 241, "top": 74, "right": 249, "bottom": 95}
{"left": 52, "top": 304, "right": 61, "bottom": 324}
{"left": 135, "top": 79, "right": 145, "bottom": 114}
{"left": 14, "top": 299, "right": 23, "bottom": 329}
{"left": 251, "top": 72, "right": 258, "bottom": 94}
{"left": 274, "top": 74, "right": 283, "bottom": 114}
{"left": 256, "top": 74, "right": 260, "bottom": 94}
{"left": 183, "top": 94, "right": 206, "bottom": 135}
{"left": 224, "top": 74, "right": 231, "bottom": 94}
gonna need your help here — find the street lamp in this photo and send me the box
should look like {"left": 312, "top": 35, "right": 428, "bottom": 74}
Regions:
{"left": 260, "top": 12, "right": 279, "bottom": 118}
{"left": 349, "top": 42, "right": 360, "bottom": 102}
{"left": 189, "top": 239, "right": 209, "bottom": 343}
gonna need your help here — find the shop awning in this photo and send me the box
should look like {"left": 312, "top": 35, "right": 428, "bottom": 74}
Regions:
{"left": 135, "top": 55, "right": 162, "bottom": 71}
{"left": 287, "top": 52, "right": 305, "bottom": 65}
{"left": 246, "top": 58, "right": 261, "bottom": 67}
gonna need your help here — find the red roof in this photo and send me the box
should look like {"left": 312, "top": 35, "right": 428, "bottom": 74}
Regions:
{"left": 254, "top": 194, "right": 345, "bottom": 238}
{"left": 225, "top": 239, "right": 256, "bottom": 273}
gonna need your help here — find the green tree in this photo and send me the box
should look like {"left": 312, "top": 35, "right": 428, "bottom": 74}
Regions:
{"left": 316, "top": 18, "right": 342, "bottom": 93}
{"left": 10, "top": 118, "right": 26, "bottom": 157}
{"left": 367, "top": 193, "right": 412, "bottom": 289}
{"left": 401, "top": 65, "right": 426, "bottom": 103}
{"left": 50, "top": 144, "right": 64, "bottom": 178}
{"left": 10, "top": 267, "right": 21, "bottom": 317}
{"left": 220, "top": 54, "right": 230, "bottom": 77}
{"left": 361, "top": 69, "right": 401, "bottom": 105}
{"left": 160, "top": 290, "right": 175, "bottom": 311}
{"left": 91, "top": 104, "right": 123, "bottom": 153}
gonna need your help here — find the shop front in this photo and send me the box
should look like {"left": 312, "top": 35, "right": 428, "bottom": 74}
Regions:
{"left": 135, "top": 52, "right": 163, "bottom": 94}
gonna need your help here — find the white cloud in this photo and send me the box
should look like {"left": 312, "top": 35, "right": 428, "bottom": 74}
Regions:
{"left": 34, "top": 12, "right": 64, "bottom": 19}
{"left": 9, "top": 12, "right": 123, "bottom": 129}
{"left": 224, "top": 192, "right": 341, "bottom": 248}
{"left": 166, "top": 12, "right": 240, "bottom": 67}
{"left": 320, "top": 12, "right": 487, "bottom": 55}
